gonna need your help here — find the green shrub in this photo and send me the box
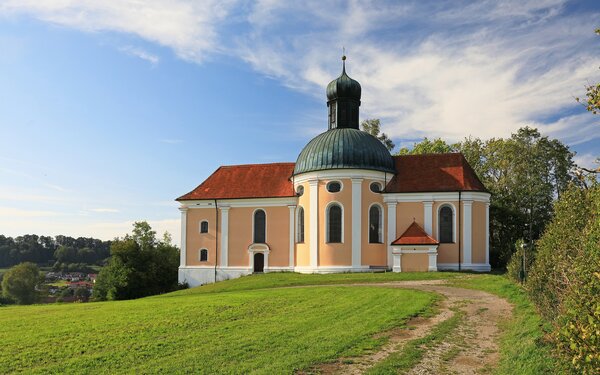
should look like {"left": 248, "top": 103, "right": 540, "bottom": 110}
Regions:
{"left": 526, "top": 184, "right": 599, "bottom": 373}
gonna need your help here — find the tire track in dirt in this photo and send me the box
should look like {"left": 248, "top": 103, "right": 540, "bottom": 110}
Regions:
{"left": 297, "top": 280, "right": 512, "bottom": 375}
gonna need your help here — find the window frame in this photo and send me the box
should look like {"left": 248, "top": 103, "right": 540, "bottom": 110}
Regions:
{"left": 369, "top": 182, "right": 382, "bottom": 193}
{"left": 368, "top": 203, "right": 384, "bottom": 243}
{"left": 252, "top": 208, "right": 267, "bottom": 244}
{"left": 326, "top": 202, "right": 344, "bottom": 243}
{"left": 199, "top": 248, "right": 208, "bottom": 262}
{"left": 438, "top": 204, "right": 456, "bottom": 243}
{"left": 326, "top": 180, "right": 343, "bottom": 193}
{"left": 296, "top": 206, "right": 305, "bottom": 243}
{"left": 199, "top": 220, "right": 209, "bottom": 234}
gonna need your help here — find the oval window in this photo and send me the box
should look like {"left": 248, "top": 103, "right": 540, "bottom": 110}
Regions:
{"left": 370, "top": 182, "right": 382, "bottom": 193}
{"left": 326, "top": 181, "right": 341, "bottom": 193}
{"left": 296, "top": 185, "right": 304, "bottom": 196}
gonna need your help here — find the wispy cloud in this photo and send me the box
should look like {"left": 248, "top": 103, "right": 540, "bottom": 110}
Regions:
{"left": 0, "top": 0, "right": 598, "bottom": 145}
{"left": 90, "top": 208, "right": 119, "bottom": 213}
{"left": 573, "top": 153, "right": 599, "bottom": 170}
{"left": 119, "top": 45, "right": 159, "bottom": 65}
{"left": 160, "top": 139, "right": 183, "bottom": 144}
{"left": 0, "top": 206, "right": 64, "bottom": 218}
{"left": 0, "top": 0, "right": 237, "bottom": 63}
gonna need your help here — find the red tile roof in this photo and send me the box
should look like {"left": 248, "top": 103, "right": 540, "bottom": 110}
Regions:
{"left": 177, "top": 162, "right": 296, "bottom": 200}
{"left": 385, "top": 154, "right": 486, "bottom": 193}
{"left": 177, "top": 153, "right": 486, "bottom": 201}
{"left": 392, "top": 222, "right": 439, "bottom": 245}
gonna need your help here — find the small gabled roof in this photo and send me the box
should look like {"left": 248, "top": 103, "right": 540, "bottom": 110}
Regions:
{"left": 385, "top": 153, "right": 487, "bottom": 193}
{"left": 177, "top": 162, "right": 295, "bottom": 201}
{"left": 392, "top": 222, "right": 439, "bottom": 246}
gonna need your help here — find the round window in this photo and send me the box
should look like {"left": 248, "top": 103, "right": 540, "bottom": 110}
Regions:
{"left": 326, "top": 181, "right": 342, "bottom": 193}
{"left": 296, "top": 185, "right": 304, "bottom": 196}
{"left": 370, "top": 182, "right": 382, "bottom": 193}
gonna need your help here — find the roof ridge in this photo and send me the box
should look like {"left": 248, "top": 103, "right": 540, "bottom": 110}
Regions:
{"left": 220, "top": 162, "right": 296, "bottom": 169}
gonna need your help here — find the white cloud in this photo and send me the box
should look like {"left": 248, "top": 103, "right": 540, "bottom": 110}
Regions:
{"left": 0, "top": 0, "right": 598, "bottom": 146}
{"left": 573, "top": 153, "right": 599, "bottom": 170}
{"left": 238, "top": 0, "right": 600, "bottom": 144}
{"left": 119, "top": 45, "right": 159, "bottom": 65}
{"left": 0, "top": 0, "right": 237, "bottom": 63}
{"left": 90, "top": 208, "right": 119, "bottom": 213}
{"left": 0, "top": 206, "right": 64, "bottom": 217}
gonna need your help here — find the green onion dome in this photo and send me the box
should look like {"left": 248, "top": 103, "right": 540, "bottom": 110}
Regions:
{"left": 293, "top": 128, "right": 395, "bottom": 175}
{"left": 326, "top": 62, "right": 361, "bottom": 102}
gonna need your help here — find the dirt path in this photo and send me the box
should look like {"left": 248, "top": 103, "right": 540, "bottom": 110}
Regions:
{"left": 300, "top": 279, "right": 512, "bottom": 375}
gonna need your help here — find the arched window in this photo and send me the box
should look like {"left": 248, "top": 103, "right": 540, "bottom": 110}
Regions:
{"left": 327, "top": 204, "right": 342, "bottom": 243}
{"left": 297, "top": 207, "right": 305, "bottom": 243}
{"left": 200, "top": 221, "right": 208, "bottom": 233}
{"left": 253, "top": 209, "right": 266, "bottom": 243}
{"left": 199, "top": 249, "right": 208, "bottom": 262}
{"left": 439, "top": 206, "right": 453, "bottom": 243}
{"left": 369, "top": 205, "right": 383, "bottom": 243}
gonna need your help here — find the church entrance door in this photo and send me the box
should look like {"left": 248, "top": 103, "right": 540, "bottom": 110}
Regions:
{"left": 253, "top": 253, "right": 264, "bottom": 273}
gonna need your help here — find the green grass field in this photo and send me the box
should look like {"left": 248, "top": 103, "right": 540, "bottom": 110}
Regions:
{"left": 0, "top": 278, "right": 435, "bottom": 374}
{"left": 0, "top": 272, "right": 562, "bottom": 374}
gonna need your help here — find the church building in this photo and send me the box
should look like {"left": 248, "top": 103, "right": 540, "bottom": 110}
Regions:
{"left": 177, "top": 59, "right": 491, "bottom": 286}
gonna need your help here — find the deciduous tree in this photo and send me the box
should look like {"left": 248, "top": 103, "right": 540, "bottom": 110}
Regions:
{"left": 1, "top": 262, "right": 40, "bottom": 305}
{"left": 361, "top": 119, "right": 395, "bottom": 151}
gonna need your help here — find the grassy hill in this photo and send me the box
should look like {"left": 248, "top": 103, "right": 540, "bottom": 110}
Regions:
{"left": 0, "top": 272, "right": 563, "bottom": 374}
{"left": 0, "top": 273, "right": 445, "bottom": 374}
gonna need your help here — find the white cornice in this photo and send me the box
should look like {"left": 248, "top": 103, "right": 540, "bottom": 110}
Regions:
{"left": 180, "top": 197, "right": 298, "bottom": 209}
{"left": 294, "top": 169, "right": 392, "bottom": 185}
{"left": 382, "top": 191, "right": 490, "bottom": 203}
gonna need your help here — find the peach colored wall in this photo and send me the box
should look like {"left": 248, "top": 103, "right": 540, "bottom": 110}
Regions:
{"left": 396, "top": 202, "right": 424, "bottom": 239}
{"left": 318, "top": 178, "right": 352, "bottom": 266}
{"left": 186, "top": 208, "right": 218, "bottom": 266}
{"left": 472, "top": 202, "right": 487, "bottom": 264}
{"left": 266, "top": 206, "right": 291, "bottom": 267}
{"left": 227, "top": 207, "right": 253, "bottom": 267}
{"left": 401, "top": 253, "right": 429, "bottom": 272}
{"left": 432, "top": 201, "right": 460, "bottom": 264}
{"left": 227, "top": 206, "right": 291, "bottom": 267}
{"left": 361, "top": 179, "right": 386, "bottom": 266}
{"left": 296, "top": 182, "right": 310, "bottom": 267}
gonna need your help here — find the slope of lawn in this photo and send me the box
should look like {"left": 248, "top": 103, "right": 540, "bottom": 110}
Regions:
{"left": 168, "top": 271, "right": 461, "bottom": 297}
{"left": 0, "top": 282, "right": 435, "bottom": 374}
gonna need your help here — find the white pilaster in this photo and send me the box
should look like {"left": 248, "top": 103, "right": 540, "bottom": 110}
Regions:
{"left": 485, "top": 202, "right": 490, "bottom": 266}
{"left": 423, "top": 201, "right": 433, "bottom": 236}
{"left": 387, "top": 202, "right": 397, "bottom": 268}
{"left": 392, "top": 252, "right": 402, "bottom": 272}
{"left": 220, "top": 206, "right": 230, "bottom": 267}
{"left": 288, "top": 205, "right": 296, "bottom": 268}
{"left": 351, "top": 178, "right": 362, "bottom": 268}
{"left": 428, "top": 249, "right": 438, "bottom": 271}
{"left": 179, "top": 207, "right": 188, "bottom": 267}
{"left": 463, "top": 200, "right": 473, "bottom": 265}
{"left": 309, "top": 179, "right": 319, "bottom": 268}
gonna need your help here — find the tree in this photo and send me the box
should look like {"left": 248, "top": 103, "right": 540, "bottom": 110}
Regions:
{"left": 93, "top": 221, "right": 179, "bottom": 301}
{"left": 525, "top": 183, "right": 599, "bottom": 373}
{"left": 361, "top": 119, "right": 395, "bottom": 151}
{"left": 396, "top": 137, "right": 457, "bottom": 155}
{"left": 397, "top": 127, "right": 575, "bottom": 268}
{"left": 1, "top": 262, "right": 40, "bottom": 305}
{"left": 74, "top": 287, "right": 91, "bottom": 302}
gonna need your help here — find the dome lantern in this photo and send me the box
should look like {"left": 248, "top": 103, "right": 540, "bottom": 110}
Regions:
{"left": 326, "top": 55, "right": 362, "bottom": 130}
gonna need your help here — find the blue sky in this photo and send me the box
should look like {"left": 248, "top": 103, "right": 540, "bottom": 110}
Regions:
{"left": 0, "top": 0, "right": 599, "bottom": 244}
